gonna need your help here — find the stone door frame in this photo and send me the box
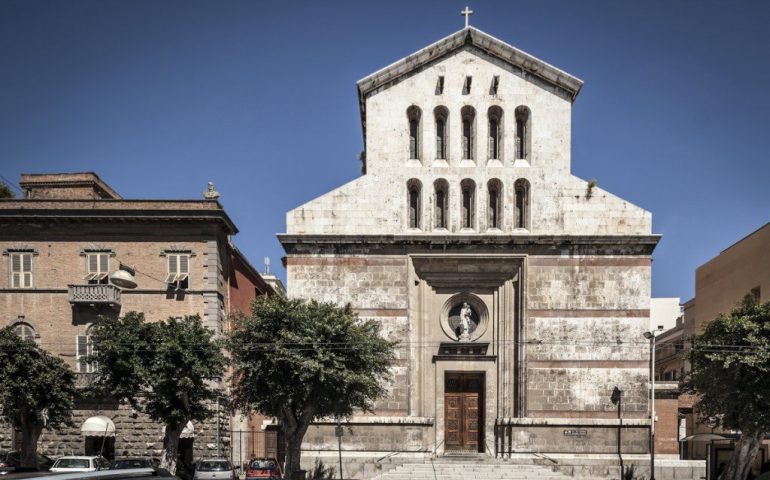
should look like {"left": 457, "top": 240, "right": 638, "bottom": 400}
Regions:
{"left": 434, "top": 360, "right": 497, "bottom": 456}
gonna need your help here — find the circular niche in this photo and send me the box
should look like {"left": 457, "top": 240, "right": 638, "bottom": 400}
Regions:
{"left": 440, "top": 293, "right": 489, "bottom": 342}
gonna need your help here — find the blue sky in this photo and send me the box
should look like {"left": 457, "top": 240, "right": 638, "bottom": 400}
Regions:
{"left": 2, "top": 0, "right": 769, "bottom": 300}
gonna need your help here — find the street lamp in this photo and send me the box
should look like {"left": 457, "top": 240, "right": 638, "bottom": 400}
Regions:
{"left": 644, "top": 326, "right": 664, "bottom": 480}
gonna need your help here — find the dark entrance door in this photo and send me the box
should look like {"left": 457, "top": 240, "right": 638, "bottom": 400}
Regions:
{"left": 444, "top": 372, "right": 483, "bottom": 452}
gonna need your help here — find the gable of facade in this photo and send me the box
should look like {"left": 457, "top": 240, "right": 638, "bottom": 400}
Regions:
{"left": 286, "top": 28, "right": 651, "bottom": 237}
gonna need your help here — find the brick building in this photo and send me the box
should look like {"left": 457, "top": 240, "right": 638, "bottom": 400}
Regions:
{"left": 0, "top": 172, "right": 274, "bottom": 465}
{"left": 279, "top": 26, "right": 664, "bottom": 477}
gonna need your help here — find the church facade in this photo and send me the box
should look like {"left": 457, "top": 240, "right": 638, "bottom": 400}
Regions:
{"left": 279, "top": 26, "right": 658, "bottom": 469}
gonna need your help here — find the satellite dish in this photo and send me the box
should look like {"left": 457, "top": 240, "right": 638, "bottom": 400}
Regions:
{"left": 110, "top": 267, "right": 137, "bottom": 289}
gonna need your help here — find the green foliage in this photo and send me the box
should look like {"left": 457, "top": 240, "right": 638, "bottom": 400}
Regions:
{"left": 228, "top": 295, "right": 396, "bottom": 420}
{"left": 685, "top": 297, "right": 770, "bottom": 479}
{"left": 0, "top": 181, "right": 14, "bottom": 199}
{"left": 684, "top": 297, "right": 770, "bottom": 433}
{"left": 228, "top": 295, "right": 396, "bottom": 478}
{"left": 309, "top": 458, "right": 335, "bottom": 480}
{"left": 89, "top": 312, "right": 227, "bottom": 427}
{"left": 0, "top": 326, "right": 76, "bottom": 429}
{"left": 0, "top": 326, "right": 75, "bottom": 467}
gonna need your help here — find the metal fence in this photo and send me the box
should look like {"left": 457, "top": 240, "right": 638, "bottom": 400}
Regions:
{"left": 228, "top": 429, "right": 283, "bottom": 470}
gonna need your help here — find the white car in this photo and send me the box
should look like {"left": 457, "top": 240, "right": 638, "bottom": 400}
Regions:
{"left": 50, "top": 456, "right": 111, "bottom": 473}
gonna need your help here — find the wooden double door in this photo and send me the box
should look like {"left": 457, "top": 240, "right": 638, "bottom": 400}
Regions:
{"left": 444, "top": 372, "right": 484, "bottom": 452}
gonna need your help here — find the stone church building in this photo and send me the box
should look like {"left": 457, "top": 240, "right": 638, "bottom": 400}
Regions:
{"left": 279, "top": 25, "right": 659, "bottom": 473}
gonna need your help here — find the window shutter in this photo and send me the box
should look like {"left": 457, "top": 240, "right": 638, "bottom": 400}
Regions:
{"left": 168, "top": 255, "right": 178, "bottom": 274}
{"left": 77, "top": 335, "right": 88, "bottom": 372}
{"left": 99, "top": 254, "right": 108, "bottom": 273}
{"left": 88, "top": 254, "right": 98, "bottom": 274}
{"left": 12, "top": 254, "right": 21, "bottom": 273}
{"left": 179, "top": 255, "right": 189, "bottom": 274}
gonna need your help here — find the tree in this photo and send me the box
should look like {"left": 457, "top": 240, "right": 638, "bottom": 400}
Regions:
{"left": 684, "top": 297, "right": 770, "bottom": 480}
{"left": 89, "top": 312, "right": 226, "bottom": 474}
{"left": 0, "top": 181, "right": 14, "bottom": 198}
{"left": 228, "top": 296, "right": 396, "bottom": 480}
{"left": 0, "top": 326, "right": 75, "bottom": 469}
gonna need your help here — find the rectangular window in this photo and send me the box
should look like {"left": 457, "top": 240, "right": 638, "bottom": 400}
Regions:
{"left": 490, "top": 76, "right": 499, "bottom": 95}
{"left": 85, "top": 253, "right": 109, "bottom": 284}
{"left": 10, "top": 253, "right": 32, "bottom": 288}
{"left": 166, "top": 254, "right": 190, "bottom": 289}
{"left": 462, "top": 76, "right": 472, "bottom": 95}
{"left": 435, "top": 76, "right": 444, "bottom": 95}
{"left": 76, "top": 335, "right": 95, "bottom": 373}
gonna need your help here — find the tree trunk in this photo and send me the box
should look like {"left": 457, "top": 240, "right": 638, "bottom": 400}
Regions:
{"left": 282, "top": 416, "right": 311, "bottom": 480}
{"left": 719, "top": 430, "right": 764, "bottom": 480}
{"left": 160, "top": 423, "right": 184, "bottom": 475}
{"left": 19, "top": 423, "right": 43, "bottom": 469}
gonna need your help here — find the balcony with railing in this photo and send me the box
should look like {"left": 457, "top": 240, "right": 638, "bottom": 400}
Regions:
{"left": 74, "top": 372, "right": 95, "bottom": 389}
{"left": 67, "top": 284, "right": 121, "bottom": 309}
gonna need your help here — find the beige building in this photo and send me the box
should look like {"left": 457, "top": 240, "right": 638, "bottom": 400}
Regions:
{"left": 0, "top": 172, "right": 273, "bottom": 466}
{"left": 280, "top": 26, "right": 666, "bottom": 478}
{"left": 655, "top": 223, "right": 770, "bottom": 471}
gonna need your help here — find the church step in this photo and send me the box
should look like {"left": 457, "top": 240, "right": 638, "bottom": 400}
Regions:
{"left": 372, "top": 462, "right": 573, "bottom": 480}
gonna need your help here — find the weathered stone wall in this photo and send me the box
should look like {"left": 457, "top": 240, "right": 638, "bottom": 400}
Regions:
{"left": 286, "top": 255, "right": 410, "bottom": 413}
{"left": 525, "top": 255, "right": 651, "bottom": 417}
{"left": 286, "top": 46, "right": 651, "bottom": 236}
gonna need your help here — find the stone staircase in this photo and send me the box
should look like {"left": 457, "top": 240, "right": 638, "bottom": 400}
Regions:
{"left": 372, "top": 459, "right": 573, "bottom": 480}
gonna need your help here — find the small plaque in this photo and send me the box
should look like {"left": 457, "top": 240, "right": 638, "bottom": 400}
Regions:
{"left": 563, "top": 429, "right": 587, "bottom": 437}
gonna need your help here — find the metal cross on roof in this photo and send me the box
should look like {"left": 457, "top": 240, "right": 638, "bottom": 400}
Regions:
{"left": 461, "top": 6, "right": 473, "bottom": 28}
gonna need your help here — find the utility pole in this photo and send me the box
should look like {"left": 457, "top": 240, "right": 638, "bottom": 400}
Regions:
{"left": 335, "top": 419, "right": 344, "bottom": 480}
{"left": 644, "top": 326, "right": 663, "bottom": 480}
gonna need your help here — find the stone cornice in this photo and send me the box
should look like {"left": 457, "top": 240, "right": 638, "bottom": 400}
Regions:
{"left": 0, "top": 204, "right": 238, "bottom": 234}
{"left": 278, "top": 234, "right": 661, "bottom": 256}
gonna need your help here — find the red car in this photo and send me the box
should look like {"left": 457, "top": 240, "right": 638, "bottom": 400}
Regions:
{"left": 245, "top": 458, "right": 282, "bottom": 480}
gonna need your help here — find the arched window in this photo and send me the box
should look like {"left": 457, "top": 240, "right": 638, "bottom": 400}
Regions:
{"left": 514, "top": 179, "right": 530, "bottom": 229}
{"left": 434, "top": 179, "right": 449, "bottom": 229}
{"left": 460, "top": 179, "right": 476, "bottom": 230}
{"left": 515, "top": 106, "right": 531, "bottom": 161}
{"left": 12, "top": 322, "right": 36, "bottom": 342}
{"left": 461, "top": 106, "right": 476, "bottom": 160}
{"left": 487, "top": 106, "right": 503, "bottom": 160}
{"left": 407, "top": 106, "right": 422, "bottom": 160}
{"left": 407, "top": 179, "right": 422, "bottom": 229}
{"left": 487, "top": 179, "right": 503, "bottom": 230}
{"left": 434, "top": 106, "right": 449, "bottom": 160}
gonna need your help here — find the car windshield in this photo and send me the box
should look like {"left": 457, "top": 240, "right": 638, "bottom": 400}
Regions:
{"left": 112, "top": 459, "right": 151, "bottom": 469}
{"left": 197, "top": 461, "right": 231, "bottom": 472}
{"left": 249, "top": 460, "right": 276, "bottom": 469}
{"left": 54, "top": 458, "right": 91, "bottom": 468}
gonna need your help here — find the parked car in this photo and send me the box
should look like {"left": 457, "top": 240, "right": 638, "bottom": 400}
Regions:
{"left": 50, "top": 456, "right": 111, "bottom": 473}
{"left": 0, "top": 450, "right": 55, "bottom": 475}
{"left": 110, "top": 458, "right": 156, "bottom": 470}
{"left": 193, "top": 458, "right": 237, "bottom": 480}
{"left": 4, "top": 467, "right": 175, "bottom": 479}
{"left": 245, "top": 458, "right": 282, "bottom": 480}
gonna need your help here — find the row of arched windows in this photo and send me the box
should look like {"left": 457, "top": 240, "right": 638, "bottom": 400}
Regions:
{"left": 407, "top": 178, "right": 530, "bottom": 231}
{"left": 408, "top": 105, "right": 531, "bottom": 162}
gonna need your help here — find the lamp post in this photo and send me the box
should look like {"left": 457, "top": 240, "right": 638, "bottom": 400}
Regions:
{"left": 644, "top": 326, "right": 664, "bottom": 480}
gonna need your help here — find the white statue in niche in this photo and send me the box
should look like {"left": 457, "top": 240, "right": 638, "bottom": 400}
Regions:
{"left": 459, "top": 302, "right": 472, "bottom": 341}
